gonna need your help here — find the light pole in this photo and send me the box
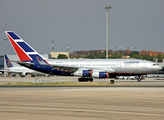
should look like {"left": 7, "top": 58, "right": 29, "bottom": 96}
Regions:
{"left": 3, "top": 39, "right": 8, "bottom": 77}
{"left": 3, "top": 39, "right": 8, "bottom": 55}
{"left": 104, "top": 6, "right": 112, "bottom": 59}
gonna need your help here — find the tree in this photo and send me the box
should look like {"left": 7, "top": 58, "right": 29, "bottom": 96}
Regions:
{"left": 129, "top": 51, "right": 139, "bottom": 57}
{"left": 132, "top": 54, "right": 139, "bottom": 59}
{"left": 154, "top": 54, "right": 164, "bottom": 62}
{"left": 96, "top": 52, "right": 106, "bottom": 59}
{"left": 86, "top": 54, "right": 95, "bottom": 59}
{"left": 109, "top": 52, "right": 122, "bottom": 58}
{"left": 57, "top": 54, "right": 68, "bottom": 59}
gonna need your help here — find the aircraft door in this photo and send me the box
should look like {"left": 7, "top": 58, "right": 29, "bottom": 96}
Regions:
{"left": 142, "top": 62, "right": 146, "bottom": 68}
{"left": 117, "top": 62, "right": 121, "bottom": 68}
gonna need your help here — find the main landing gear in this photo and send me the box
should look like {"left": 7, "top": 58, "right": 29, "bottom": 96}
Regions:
{"left": 78, "top": 77, "right": 93, "bottom": 82}
{"left": 137, "top": 76, "right": 142, "bottom": 82}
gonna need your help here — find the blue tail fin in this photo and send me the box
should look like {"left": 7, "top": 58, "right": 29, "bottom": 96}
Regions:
{"left": 4, "top": 55, "right": 13, "bottom": 68}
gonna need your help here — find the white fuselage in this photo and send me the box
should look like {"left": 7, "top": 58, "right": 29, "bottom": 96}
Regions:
{"left": 5, "top": 66, "right": 44, "bottom": 76}
{"left": 47, "top": 59, "right": 162, "bottom": 75}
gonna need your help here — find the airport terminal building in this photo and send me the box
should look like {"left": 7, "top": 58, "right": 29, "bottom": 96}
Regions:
{"left": 0, "top": 56, "right": 4, "bottom": 73}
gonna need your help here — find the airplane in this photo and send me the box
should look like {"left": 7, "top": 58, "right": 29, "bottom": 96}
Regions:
{"left": 3, "top": 55, "right": 45, "bottom": 77}
{"left": 5, "top": 31, "right": 162, "bottom": 82}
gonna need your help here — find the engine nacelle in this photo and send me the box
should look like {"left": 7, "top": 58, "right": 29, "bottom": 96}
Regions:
{"left": 21, "top": 72, "right": 27, "bottom": 77}
{"left": 92, "top": 70, "right": 108, "bottom": 78}
{"left": 74, "top": 69, "right": 92, "bottom": 77}
{"left": 74, "top": 69, "right": 109, "bottom": 78}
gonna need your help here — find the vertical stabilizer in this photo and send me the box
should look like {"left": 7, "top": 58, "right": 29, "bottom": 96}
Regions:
{"left": 4, "top": 55, "right": 13, "bottom": 68}
{"left": 5, "top": 31, "right": 47, "bottom": 63}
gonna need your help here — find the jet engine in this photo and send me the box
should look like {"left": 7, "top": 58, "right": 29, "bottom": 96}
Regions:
{"left": 92, "top": 70, "right": 108, "bottom": 78}
{"left": 21, "top": 72, "right": 27, "bottom": 77}
{"left": 74, "top": 68, "right": 109, "bottom": 79}
{"left": 74, "top": 69, "right": 92, "bottom": 77}
{"left": 92, "top": 69, "right": 109, "bottom": 78}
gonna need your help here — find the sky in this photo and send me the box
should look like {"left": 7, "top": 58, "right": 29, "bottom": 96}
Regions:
{"left": 0, "top": 0, "right": 164, "bottom": 55}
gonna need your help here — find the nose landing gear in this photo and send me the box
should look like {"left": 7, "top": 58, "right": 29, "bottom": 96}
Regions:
{"left": 137, "top": 76, "right": 141, "bottom": 82}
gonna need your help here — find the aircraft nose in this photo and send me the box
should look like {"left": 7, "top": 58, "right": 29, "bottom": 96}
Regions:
{"left": 159, "top": 66, "right": 163, "bottom": 71}
{"left": 160, "top": 66, "right": 164, "bottom": 71}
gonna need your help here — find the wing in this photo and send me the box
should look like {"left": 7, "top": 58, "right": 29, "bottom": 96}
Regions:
{"left": 48, "top": 64, "right": 82, "bottom": 72}
{"left": 7, "top": 60, "right": 34, "bottom": 66}
{"left": 48, "top": 63, "right": 116, "bottom": 73}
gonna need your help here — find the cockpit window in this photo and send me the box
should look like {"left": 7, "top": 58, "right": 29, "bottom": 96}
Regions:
{"left": 153, "top": 64, "right": 159, "bottom": 66}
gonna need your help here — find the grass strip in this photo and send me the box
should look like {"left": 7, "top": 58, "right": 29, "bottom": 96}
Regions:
{"left": 0, "top": 82, "right": 114, "bottom": 85}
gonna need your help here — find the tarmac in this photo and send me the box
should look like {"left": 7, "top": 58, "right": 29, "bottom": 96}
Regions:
{"left": 0, "top": 76, "right": 164, "bottom": 120}
{"left": 0, "top": 76, "right": 164, "bottom": 85}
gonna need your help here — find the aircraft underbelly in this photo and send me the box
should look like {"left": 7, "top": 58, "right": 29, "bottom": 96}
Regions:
{"left": 116, "top": 67, "right": 144, "bottom": 74}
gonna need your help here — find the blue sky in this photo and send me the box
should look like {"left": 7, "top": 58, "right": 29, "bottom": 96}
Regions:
{"left": 0, "top": 0, "right": 164, "bottom": 55}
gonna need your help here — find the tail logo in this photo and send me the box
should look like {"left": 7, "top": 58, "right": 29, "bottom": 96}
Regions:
{"left": 6, "top": 32, "right": 32, "bottom": 61}
{"left": 5, "top": 31, "right": 49, "bottom": 64}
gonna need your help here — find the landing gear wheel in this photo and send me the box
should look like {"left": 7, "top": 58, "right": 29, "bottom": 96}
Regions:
{"left": 78, "top": 78, "right": 93, "bottom": 82}
{"left": 78, "top": 78, "right": 84, "bottom": 82}
{"left": 137, "top": 78, "right": 141, "bottom": 82}
{"left": 89, "top": 78, "right": 93, "bottom": 82}
{"left": 110, "top": 80, "right": 115, "bottom": 84}
{"left": 31, "top": 74, "right": 35, "bottom": 77}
